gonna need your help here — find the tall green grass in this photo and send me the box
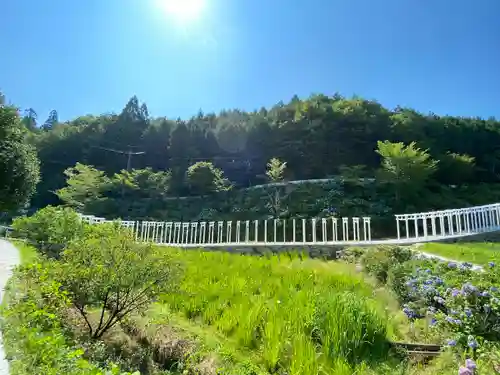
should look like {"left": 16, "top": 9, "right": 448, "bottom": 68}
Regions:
{"left": 160, "top": 249, "right": 390, "bottom": 374}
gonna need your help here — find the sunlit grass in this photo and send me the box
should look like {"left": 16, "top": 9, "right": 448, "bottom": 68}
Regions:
{"left": 158, "top": 249, "right": 391, "bottom": 374}
{"left": 422, "top": 242, "right": 500, "bottom": 265}
{"left": 10, "top": 240, "right": 38, "bottom": 265}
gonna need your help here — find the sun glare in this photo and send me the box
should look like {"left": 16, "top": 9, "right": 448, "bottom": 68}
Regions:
{"left": 157, "top": 0, "right": 206, "bottom": 23}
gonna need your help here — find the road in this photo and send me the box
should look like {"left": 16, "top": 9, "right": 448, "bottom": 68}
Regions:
{"left": 0, "top": 240, "right": 20, "bottom": 375}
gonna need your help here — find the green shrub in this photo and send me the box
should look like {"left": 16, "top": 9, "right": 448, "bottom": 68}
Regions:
{"left": 362, "top": 250, "right": 392, "bottom": 283}
{"left": 361, "top": 246, "right": 414, "bottom": 283}
{"left": 11, "top": 206, "right": 84, "bottom": 258}
{"left": 341, "top": 246, "right": 365, "bottom": 263}
{"left": 386, "top": 262, "right": 414, "bottom": 302}
{"left": 1, "top": 263, "right": 138, "bottom": 375}
{"left": 55, "top": 222, "right": 181, "bottom": 339}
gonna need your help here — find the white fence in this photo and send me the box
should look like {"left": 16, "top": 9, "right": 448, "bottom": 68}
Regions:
{"left": 80, "top": 202, "right": 500, "bottom": 248}
{"left": 395, "top": 202, "right": 500, "bottom": 242}
{"left": 79, "top": 215, "right": 372, "bottom": 246}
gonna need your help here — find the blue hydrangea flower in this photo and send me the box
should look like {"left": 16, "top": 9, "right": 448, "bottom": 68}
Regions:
{"left": 425, "top": 269, "right": 432, "bottom": 274}
{"left": 490, "top": 286, "right": 498, "bottom": 292}
{"left": 451, "top": 288, "right": 461, "bottom": 297}
{"left": 447, "top": 339, "right": 457, "bottom": 346}
{"left": 430, "top": 318, "right": 437, "bottom": 326}
{"left": 434, "top": 296, "right": 445, "bottom": 304}
{"left": 448, "top": 262, "right": 457, "bottom": 269}
{"left": 445, "top": 316, "right": 455, "bottom": 324}
{"left": 462, "top": 283, "right": 478, "bottom": 295}
{"left": 489, "top": 261, "right": 495, "bottom": 268}
{"left": 481, "top": 291, "right": 490, "bottom": 297}
{"left": 464, "top": 308, "right": 472, "bottom": 318}
{"left": 467, "top": 338, "right": 478, "bottom": 349}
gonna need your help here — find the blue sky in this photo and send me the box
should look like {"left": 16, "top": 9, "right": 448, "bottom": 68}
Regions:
{"left": 2, "top": 0, "right": 499, "bottom": 122}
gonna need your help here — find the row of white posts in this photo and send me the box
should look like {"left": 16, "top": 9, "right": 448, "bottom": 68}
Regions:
{"left": 79, "top": 215, "right": 372, "bottom": 246}
{"left": 395, "top": 203, "right": 500, "bottom": 240}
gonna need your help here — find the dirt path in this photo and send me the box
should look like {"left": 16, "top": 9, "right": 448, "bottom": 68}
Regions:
{"left": 0, "top": 240, "right": 20, "bottom": 375}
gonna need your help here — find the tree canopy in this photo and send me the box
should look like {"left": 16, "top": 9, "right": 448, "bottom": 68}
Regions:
{"left": 6, "top": 91, "right": 500, "bottom": 220}
{"left": 0, "top": 102, "right": 40, "bottom": 212}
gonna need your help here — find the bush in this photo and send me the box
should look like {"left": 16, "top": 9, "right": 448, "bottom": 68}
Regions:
{"left": 386, "top": 262, "right": 414, "bottom": 302}
{"left": 1, "top": 263, "right": 138, "bottom": 375}
{"left": 55, "top": 222, "right": 181, "bottom": 339}
{"left": 11, "top": 206, "right": 84, "bottom": 258}
{"left": 361, "top": 245, "right": 414, "bottom": 283}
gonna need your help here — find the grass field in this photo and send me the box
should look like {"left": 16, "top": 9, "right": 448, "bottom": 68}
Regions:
{"left": 156, "top": 249, "right": 395, "bottom": 375}
{"left": 422, "top": 241, "right": 500, "bottom": 265}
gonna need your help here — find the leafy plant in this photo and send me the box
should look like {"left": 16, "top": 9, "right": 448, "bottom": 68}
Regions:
{"left": 55, "top": 223, "right": 181, "bottom": 339}
{"left": 11, "top": 206, "right": 84, "bottom": 258}
{"left": 1, "top": 263, "right": 138, "bottom": 375}
{"left": 186, "top": 161, "right": 232, "bottom": 195}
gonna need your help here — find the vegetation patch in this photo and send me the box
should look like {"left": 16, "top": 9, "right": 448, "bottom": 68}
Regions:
{"left": 422, "top": 242, "right": 500, "bottom": 266}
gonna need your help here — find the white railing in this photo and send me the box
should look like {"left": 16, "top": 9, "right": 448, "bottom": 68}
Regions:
{"left": 79, "top": 202, "right": 500, "bottom": 248}
{"left": 395, "top": 203, "right": 500, "bottom": 241}
{"left": 79, "top": 215, "right": 372, "bottom": 246}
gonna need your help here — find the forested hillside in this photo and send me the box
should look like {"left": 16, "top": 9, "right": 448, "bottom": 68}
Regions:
{"left": 7, "top": 92, "right": 500, "bottom": 230}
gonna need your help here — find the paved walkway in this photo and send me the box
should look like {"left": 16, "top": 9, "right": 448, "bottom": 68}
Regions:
{"left": 0, "top": 240, "right": 20, "bottom": 375}
{"left": 412, "top": 244, "right": 483, "bottom": 271}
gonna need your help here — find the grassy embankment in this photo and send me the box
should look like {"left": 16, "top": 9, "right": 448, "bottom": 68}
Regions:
{"left": 422, "top": 241, "right": 500, "bottom": 265}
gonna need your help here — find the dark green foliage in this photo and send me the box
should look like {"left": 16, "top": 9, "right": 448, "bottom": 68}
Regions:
{"left": 11, "top": 206, "right": 84, "bottom": 258}
{"left": 6, "top": 91, "right": 500, "bottom": 221}
{"left": 0, "top": 104, "right": 40, "bottom": 212}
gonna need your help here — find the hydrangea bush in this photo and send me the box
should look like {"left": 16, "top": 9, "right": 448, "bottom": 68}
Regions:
{"left": 395, "top": 257, "right": 500, "bottom": 374}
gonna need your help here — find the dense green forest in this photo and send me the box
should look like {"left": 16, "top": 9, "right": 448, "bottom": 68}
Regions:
{"left": 4, "top": 92, "right": 500, "bottom": 233}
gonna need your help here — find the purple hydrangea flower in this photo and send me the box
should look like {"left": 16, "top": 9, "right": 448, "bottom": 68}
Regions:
{"left": 447, "top": 339, "right": 457, "bottom": 346}
{"left": 445, "top": 316, "right": 455, "bottom": 324}
{"left": 430, "top": 318, "right": 437, "bottom": 326}
{"left": 465, "top": 358, "right": 476, "bottom": 370}
{"left": 459, "top": 367, "right": 473, "bottom": 375}
{"left": 448, "top": 262, "right": 457, "bottom": 269}
{"left": 451, "top": 288, "right": 461, "bottom": 297}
